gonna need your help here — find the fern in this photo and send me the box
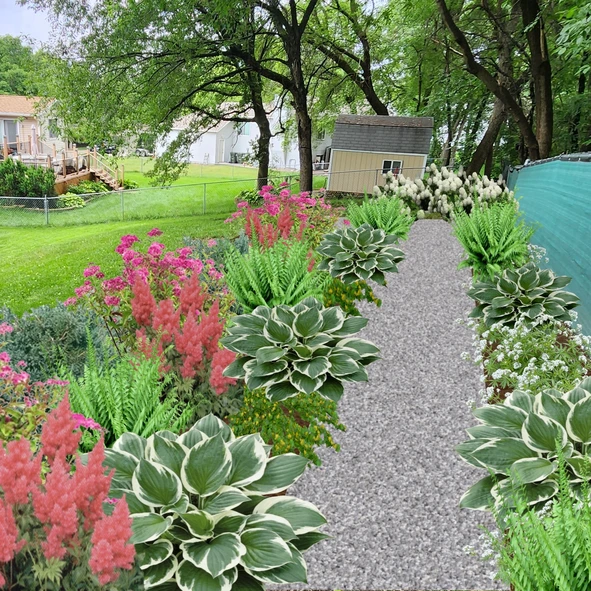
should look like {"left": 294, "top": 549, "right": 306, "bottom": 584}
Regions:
{"left": 69, "top": 343, "right": 191, "bottom": 446}
{"left": 453, "top": 201, "right": 535, "bottom": 281}
{"left": 346, "top": 195, "right": 413, "bottom": 240}
{"left": 224, "top": 239, "right": 329, "bottom": 312}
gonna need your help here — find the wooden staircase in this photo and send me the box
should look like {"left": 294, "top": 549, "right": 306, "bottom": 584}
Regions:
{"left": 92, "top": 168, "right": 121, "bottom": 190}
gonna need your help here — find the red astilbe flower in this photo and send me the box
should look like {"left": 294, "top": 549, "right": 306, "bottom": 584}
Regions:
{"left": 0, "top": 499, "right": 24, "bottom": 562}
{"left": 209, "top": 348, "right": 237, "bottom": 394}
{"left": 0, "top": 438, "right": 41, "bottom": 505}
{"left": 130, "top": 277, "right": 156, "bottom": 326}
{"left": 179, "top": 273, "right": 207, "bottom": 315}
{"left": 175, "top": 310, "right": 205, "bottom": 379}
{"left": 151, "top": 299, "right": 181, "bottom": 345}
{"left": 39, "top": 396, "right": 81, "bottom": 466}
{"left": 89, "top": 497, "right": 135, "bottom": 585}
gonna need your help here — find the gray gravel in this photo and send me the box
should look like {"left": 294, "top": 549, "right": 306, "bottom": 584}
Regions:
{"left": 286, "top": 220, "right": 508, "bottom": 590}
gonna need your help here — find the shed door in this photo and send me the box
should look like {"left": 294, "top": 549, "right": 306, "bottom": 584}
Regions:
{"left": 3, "top": 120, "right": 17, "bottom": 145}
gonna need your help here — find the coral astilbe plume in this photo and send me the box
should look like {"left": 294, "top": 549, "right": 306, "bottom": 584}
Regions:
{"left": 89, "top": 499, "right": 135, "bottom": 585}
{"left": 131, "top": 276, "right": 156, "bottom": 326}
{"left": 0, "top": 396, "right": 135, "bottom": 588}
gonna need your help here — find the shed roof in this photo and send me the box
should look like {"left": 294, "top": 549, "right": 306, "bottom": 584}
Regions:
{"left": 0, "top": 95, "right": 40, "bottom": 117}
{"left": 332, "top": 114, "right": 433, "bottom": 155}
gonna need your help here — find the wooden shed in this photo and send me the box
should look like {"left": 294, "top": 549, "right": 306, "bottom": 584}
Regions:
{"left": 326, "top": 115, "right": 433, "bottom": 194}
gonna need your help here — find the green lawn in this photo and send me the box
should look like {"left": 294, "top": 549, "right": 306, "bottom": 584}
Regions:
{"left": 0, "top": 214, "right": 233, "bottom": 315}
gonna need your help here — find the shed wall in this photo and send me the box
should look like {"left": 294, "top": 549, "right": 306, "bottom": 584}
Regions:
{"left": 327, "top": 150, "right": 426, "bottom": 194}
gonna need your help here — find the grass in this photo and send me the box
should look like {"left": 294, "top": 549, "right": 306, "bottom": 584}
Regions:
{"left": 0, "top": 214, "right": 234, "bottom": 315}
{"left": 0, "top": 160, "right": 326, "bottom": 227}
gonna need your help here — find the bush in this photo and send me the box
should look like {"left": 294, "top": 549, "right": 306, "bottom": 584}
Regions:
{"left": 121, "top": 179, "right": 139, "bottom": 190}
{"left": 0, "top": 396, "right": 139, "bottom": 589}
{"left": 0, "top": 158, "right": 56, "bottom": 197}
{"left": 66, "top": 180, "right": 109, "bottom": 195}
{"left": 182, "top": 232, "right": 250, "bottom": 271}
{"left": 346, "top": 195, "right": 413, "bottom": 239}
{"left": 105, "top": 414, "right": 328, "bottom": 589}
{"left": 235, "top": 188, "right": 260, "bottom": 205}
{"left": 322, "top": 277, "right": 382, "bottom": 316}
{"left": 56, "top": 193, "right": 85, "bottom": 208}
{"left": 0, "top": 304, "right": 112, "bottom": 384}
{"left": 229, "top": 386, "right": 346, "bottom": 465}
{"left": 453, "top": 201, "right": 535, "bottom": 281}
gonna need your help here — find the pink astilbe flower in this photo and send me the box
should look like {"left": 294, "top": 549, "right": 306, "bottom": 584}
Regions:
{"left": 209, "top": 348, "right": 237, "bottom": 394}
{"left": 0, "top": 438, "right": 42, "bottom": 505}
{"left": 89, "top": 497, "right": 135, "bottom": 585}
{"left": 130, "top": 278, "right": 156, "bottom": 326}
{"left": 0, "top": 499, "right": 24, "bottom": 564}
{"left": 39, "top": 396, "right": 81, "bottom": 465}
{"left": 151, "top": 299, "right": 181, "bottom": 344}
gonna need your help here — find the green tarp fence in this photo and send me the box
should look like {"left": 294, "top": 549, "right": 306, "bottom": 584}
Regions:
{"left": 507, "top": 158, "right": 591, "bottom": 334}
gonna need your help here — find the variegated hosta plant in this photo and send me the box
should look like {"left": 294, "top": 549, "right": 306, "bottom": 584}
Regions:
{"left": 316, "top": 222, "right": 405, "bottom": 285}
{"left": 220, "top": 297, "right": 380, "bottom": 403}
{"left": 105, "top": 414, "right": 328, "bottom": 591}
{"left": 457, "top": 378, "right": 591, "bottom": 517}
{"left": 468, "top": 262, "right": 579, "bottom": 328}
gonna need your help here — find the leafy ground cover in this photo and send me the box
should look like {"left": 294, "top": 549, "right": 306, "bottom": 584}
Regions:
{"left": 0, "top": 214, "right": 233, "bottom": 314}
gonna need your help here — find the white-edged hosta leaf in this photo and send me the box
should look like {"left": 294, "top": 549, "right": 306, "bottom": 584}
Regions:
{"left": 202, "top": 487, "right": 251, "bottom": 514}
{"left": 130, "top": 513, "right": 173, "bottom": 544}
{"left": 567, "top": 455, "right": 591, "bottom": 479}
{"left": 194, "top": 415, "right": 234, "bottom": 442}
{"left": 290, "top": 531, "right": 331, "bottom": 552}
{"left": 161, "top": 493, "right": 190, "bottom": 515}
{"left": 179, "top": 510, "right": 214, "bottom": 540}
{"left": 213, "top": 511, "right": 249, "bottom": 535}
{"left": 267, "top": 381, "right": 300, "bottom": 402}
{"left": 293, "top": 307, "right": 323, "bottom": 338}
{"left": 227, "top": 434, "right": 267, "bottom": 487}
{"left": 181, "top": 433, "right": 232, "bottom": 496}
{"left": 472, "top": 405, "right": 528, "bottom": 429}
{"left": 459, "top": 475, "right": 497, "bottom": 510}
{"left": 506, "top": 390, "right": 534, "bottom": 413}
{"left": 245, "top": 514, "right": 296, "bottom": 541}
{"left": 245, "top": 454, "right": 309, "bottom": 495}
{"left": 177, "top": 428, "right": 205, "bottom": 449}
{"left": 317, "top": 377, "right": 344, "bottom": 402}
{"left": 143, "top": 554, "right": 178, "bottom": 588}
{"left": 494, "top": 479, "right": 558, "bottom": 507}
{"left": 465, "top": 425, "right": 521, "bottom": 440}
{"left": 263, "top": 319, "right": 294, "bottom": 345}
{"left": 471, "top": 438, "right": 539, "bottom": 475}
{"left": 567, "top": 396, "right": 591, "bottom": 444}
{"left": 240, "top": 528, "right": 292, "bottom": 571}
{"left": 292, "top": 357, "right": 330, "bottom": 380}
{"left": 253, "top": 497, "right": 326, "bottom": 535}
{"left": 289, "top": 371, "right": 323, "bottom": 395}
{"left": 455, "top": 439, "right": 489, "bottom": 468}
{"left": 113, "top": 432, "right": 146, "bottom": 459}
{"left": 132, "top": 459, "right": 182, "bottom": 508}
{"left": 534, "top": 391, "right": 572, "bottom": 427}
{"left": 114, "top": 490, "right": 150, "bottom": 515}
{"left": 181, "top": 533, "right": 245, "bottom": 578}
{"left": 319, "top": 306, "right": 345, "bottom": 333}
{"left": 510, "top": 457, "right": 556, "bottom": 484}
{"left": 328, "top": 353, "right": 359, "bottom": 377}
{"left": 231, "top": 571, "right": 264, "bottom": 591}
{"left": 522, "top": 414, "right": 567, "bottom": 453}
{"left": 255, "top": 346, "right": 286, "bottom": 364}
{"left": 564, "top": 387, "right": 589, "bottom": 405}
{"left": 136, "top": 540, "right": 174, "bottom": 570}
{"left": 177, "top": 560, "right": 234, "bottom": 591}
{"left": 147, "top": 434, "right": 187, "bottom": 477}
{"left": 104, "top": 448, "right": 139, "bottom": 479}
{"left": 245, "top": 542, "right": 306, "bottom": 584}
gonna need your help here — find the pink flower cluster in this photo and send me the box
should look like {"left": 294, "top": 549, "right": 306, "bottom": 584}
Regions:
{"left": 0, "top": 397, "right": 135, "bottom": 585}
{"left": 0, "top": 323, "right": 13, "bottom": 336}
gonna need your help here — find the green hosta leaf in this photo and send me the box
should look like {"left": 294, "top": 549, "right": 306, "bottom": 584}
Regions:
{"left": 221, "top": 335, "right": 272, "bottom": 355}
{"left": 566, "top": 455, "right": 591, "bottom": 479}
{"left": 147, "top": 435, "right": 187, "bottom": 477}
{"left": 240, "top": 528, "right": 293, "bottom": 571}
{"left": 161, "top": 493, "right": 190, "bottom": 515}
{"left": 459, "top": 475, "right": 497, "bottom": 510}
{"left": 465, "top": 425, "right": 521, "bottom": 440}
{"left": 264, "top": 319, "right": 294, "bottom": 345}
{"left": 456, "top": 439, "right": 490, "bottom": 468}
{"left": 518, "top": 267, "right": 539, "bottom": 291}
{"left": 567, "top": 396, "right": 591, "bottom": 444}
{"left": 494, "top": 479, "right": 558, "bottom": 508}
{"left": 255, "top": 346, "right": 286, "bottom": 364}
{"left": 245, "top": 543, "right": 307, "bottom": 584}
{"left": 177, "top": 427, "right": 206, "bottom": 449}
{"left": 320, "top": 307, "right": 345, "bottom": 332}
{"left": 130, "top": 513, "right": 173, "bottom": 544}
{"left": 181, "top": 433, "right": 232, "bottom": 496}
{"left": 104, "top": 449, "right": 139, "bottom": 480}
{"left": 177, "top": 560, "right": 234, "bottom": 591}
{"left": 317, "top": 376, "right": 344, "bottom": 402}
{"left": 253, "top": 497, "right": 326, "bottom": 535}
{"left": 245, "top": 453, "right": 309, "bottom": 495}
{"left": 522, "top": 413, "right": 567, "bottom": 453}
{"left": 534, "top": 391, "right": 572, "bottom": 427}
{"left": 167, "top": 524, "right": 193, "bottom": 543}
{"left": 143, "top": 555, "right": 178, "bottom": 588}
{"left": 132, "top": 459, "right": 182, "bottom": 508}
{"left": 337, "top": 337, "right": 380, "bottom": 359}
{"left": 289, "top": 371, "right": 323, "bottom": 395}
{"left": 330, "top": 316, "right": 368, "bottom": 338}
{"left": 245, "top": 514, "right": 296, "bottom": 541}
{"left": 290, "top": 531, "right": 331, "bottom": 552}
{"left": 505, "top": 390, "right": 534, "bottom": 414}
{"left": 293, "top": 357, "right": 330, "bottom": 380}
{"left": 510, "top": 457, "right": 556, "bottom": 484}
{"left": 471, "top": 438, "right": 539, "bottom": 475}
{"left": 328, "top": 353, "right": 359, "bottom": 377}
{"left": 222, "top": 357, "right": 249, "bottom": 379}
{"left": 195, "top": 415, "right": 234, "bottom": 442}
{"left": 473, "top": 405, "right": 528, "bottom": 430}
{"left": 181, "top": 533, "right": 245, "bottom": 578}
{"left": 114, "top": 490, "right": 150, "bottom": 514}
{"left": 267, "top": 381, "right": 300, "bottom": 402}
{"left": 246, "top": 360, "right": 288, "bottom": 378}
{"left": 202, "top": 487, "right": 251, "bottom": 514}
{"left": 565, "top": 387, "right": 589, "bottom": 405}
{"left": 136, "top": 540, "right": 174, "bottom": 570}
{"left": 180, "top": 510, "right": 215, "bottom": 539}
{"left": 232, "top": 314, "right": 267, "bottom": 331}
{"left": 227, "top": 434, "right": 267, "bottom": 487}
{"left": 213, "top": 511, "right": 249, "bottom": 535}
{"left": 293, "top": 307, "right": 323, "bottom": 338}
{"left": 498, "top": 276, "right": 518, "bottom": 294}
{"left": 231, "top": 571, "right": 265, "bottom": 591}
{"left": 113, "top": 432, "right": 147, "bottom": 459}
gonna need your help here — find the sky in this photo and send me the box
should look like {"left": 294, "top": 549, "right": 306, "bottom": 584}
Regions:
{"left": 0, "top": 0, "right": 53, "bottom": 45}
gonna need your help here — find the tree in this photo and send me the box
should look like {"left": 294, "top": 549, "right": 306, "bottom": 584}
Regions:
{"left": 0, "top": 35, "right": 43, "bottom": 96}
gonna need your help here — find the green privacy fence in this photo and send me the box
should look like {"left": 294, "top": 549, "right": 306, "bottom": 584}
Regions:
{"left": 507, "top": 156, "right": 591, "bottom": 334}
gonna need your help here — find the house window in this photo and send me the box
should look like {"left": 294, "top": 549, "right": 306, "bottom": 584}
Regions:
{"left": 237, "top": 122, "right": 250, "bottom": 136}
{"left": 2, "top": 120, "right": 18, "bottom": 145}
{"left": 382, "top": 159, "right": 403, "bottom": 175}
{"left": 316, "top": 129, "right": 326, "bottom": 141}
{"left": 48, "top": 118, "right": 58, "bottom": 139}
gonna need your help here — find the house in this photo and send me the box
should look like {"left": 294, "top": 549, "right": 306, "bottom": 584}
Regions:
{"left": 0, "top": 95, "right": 69, "bottom": 160}
{"left": 326, "top": 115, "right": 434, "bottom": 194}
{"left": 156, "top": 108, "right": 332, "bottom": 171}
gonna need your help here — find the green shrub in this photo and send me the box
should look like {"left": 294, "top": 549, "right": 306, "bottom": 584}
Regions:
{"left": 68, "top": 348, "right": 192, "bottom": 448}
{"left": 57, "top": 193, "right": 85, "bottom": 208}
{"left": 66, "top": 179, "right": 110, "bottom": 194}
{"left": 122, "top": 179, "right": 139, "bottom": 190}
{"left": 224, "top": 239, "right": 329, "bottom": 312}
{"left": 453, "top": 201, "right": 535, "bottom": 281}
{"left": 457, "top": 378, "right": 591, "bottom": 516}
{"left": 235, "top": 188, "right": 260, "bottom": 205}
{"left": 468, "top": 262, "right": 579, "bottom": 328}
{"left": 322, "top": 277, "right": 382, "bottom": 316}
{"left": 316, "top": 223, "right": 405, "bottom": 286}
{"left": 0, "top": 304, "right": 112, "bottom": 383}
{"left": 182, "top": 232, "right": 250, "bottom": 271}
{"left": 229, "top": 386, "right": 346, "bottom": 465}
{"left": 0, "top": 158, "right": 56, "bottom": 197}
{"left": 105, "top": 414, "right": 328, "bottom": 589}
{"left": 221, "top": 297, "right": 380, "bottom": 403}
{"left": 346, "top": 196, "right": 413, "bottom": 240}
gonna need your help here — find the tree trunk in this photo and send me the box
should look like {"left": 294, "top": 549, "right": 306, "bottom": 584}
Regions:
{"left": 294, "top": 99, "right": 314, "bottom": 192}
{"left": 246, "top": 71, "right": 272, "bottom": 189}
{"left": 468, "top": 99, "right": 505, "bottom": 174}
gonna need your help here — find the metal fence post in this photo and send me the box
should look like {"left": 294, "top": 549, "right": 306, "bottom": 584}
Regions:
{"left": 120, "top": 190, "right": 125, "bottom": 221}
{"left": 44, "top": 195, "right": 49, "bottom": 226}
{"left": 203, "top": 184, "right": 206, "bottom": 214}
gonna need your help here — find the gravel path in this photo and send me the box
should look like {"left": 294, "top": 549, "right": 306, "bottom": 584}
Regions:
{"left": 286, "top": 220, "right": 507, "bottom": 590}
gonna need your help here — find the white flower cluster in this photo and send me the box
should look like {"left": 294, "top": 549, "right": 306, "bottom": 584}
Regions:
{"left": 527, "top": 243, "right": 550, "bottom": 266}
{"left": 373, "top": 163, "right": 514, "bottom": 218}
